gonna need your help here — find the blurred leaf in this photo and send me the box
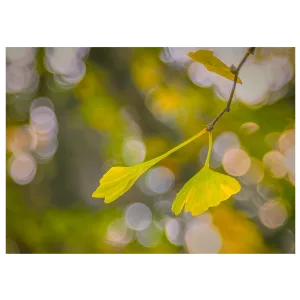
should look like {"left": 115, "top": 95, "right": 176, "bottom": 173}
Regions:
{"left": 92, "top": 128, "right": 207, "bottom": 203}
{"left": 188, "top": 50, "right": 242, "bottom": 83}
{"left": 211, "top": 203, "right": 268, "bottom": 253}
{"left": 35, "top": 48, "right": 47, "bottom": 76}
{"left": 131, "top": 54, "right": 162, "bottom": 90}
{"left": 172, "top": 131, "right": 241, "bottom": 216}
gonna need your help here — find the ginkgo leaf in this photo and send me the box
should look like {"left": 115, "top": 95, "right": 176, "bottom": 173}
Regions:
{"left": 187, "top": 50, "right": 242, "bottom": 84}
{"left": 92, "top": 163, "right": 154, "bottom": 203}
{"left": 92, "top": 128, "right": 207, "bottom": 203}
{"left": 171, "top": 165, "right": 241, "bottom": 216}
{"left": 172, "top": 131, "right": 241, "bottom": 216}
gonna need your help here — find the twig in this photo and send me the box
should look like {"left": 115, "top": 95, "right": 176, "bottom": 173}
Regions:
{"left": 206, "top": 47, "right": 256, "bottom": 131}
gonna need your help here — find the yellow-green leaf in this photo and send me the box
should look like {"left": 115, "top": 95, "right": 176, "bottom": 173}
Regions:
{"left": 171, "top": 131, "right": 241, "bottom": 216}
{"left": 92, "top": 128, "right": 207, "bottom": 203}
{"left": 92, "top": 164, "right": 153, "bottom": 203}
{"left": 188, "top": 50, "right": 242, "bottom": 84}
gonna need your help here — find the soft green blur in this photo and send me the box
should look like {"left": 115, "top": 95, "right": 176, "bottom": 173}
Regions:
{"left": 6, "top": 47, "right": 295, "bottom": 254}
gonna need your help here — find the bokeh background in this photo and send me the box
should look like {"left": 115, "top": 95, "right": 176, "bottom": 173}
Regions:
{"left": 6, "top": 47, "right": 295, "bottom": 254}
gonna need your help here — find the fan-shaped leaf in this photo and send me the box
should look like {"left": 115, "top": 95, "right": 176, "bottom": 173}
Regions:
{"left": 172, "top": 131, "right": 241, "bottom": 216}
{"left": 188, "top": 50, "right": 242, "bottom": 84}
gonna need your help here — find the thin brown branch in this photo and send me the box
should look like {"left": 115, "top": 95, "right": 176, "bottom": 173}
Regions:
{"left": 206, "top": 47, "right": 256, "bottom": 131}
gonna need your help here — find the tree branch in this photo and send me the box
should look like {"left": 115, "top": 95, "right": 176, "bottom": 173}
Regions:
{"left": 206, "top": 47, "right": 256, "bottom": 131}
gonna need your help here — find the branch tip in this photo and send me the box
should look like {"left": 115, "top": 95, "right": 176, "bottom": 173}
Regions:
{"left": 249, "top": 47, "right": 256, "bottom": 55}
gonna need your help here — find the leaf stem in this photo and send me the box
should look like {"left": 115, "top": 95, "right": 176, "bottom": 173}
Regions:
{"left": 161, "top": 128, "right": 207, "bottom": 159}
{"left": 206, "top": 47, "right": 256, "bottom": 132}
{"left": 205, "top": 131, "right": 213, "bottom": 167}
